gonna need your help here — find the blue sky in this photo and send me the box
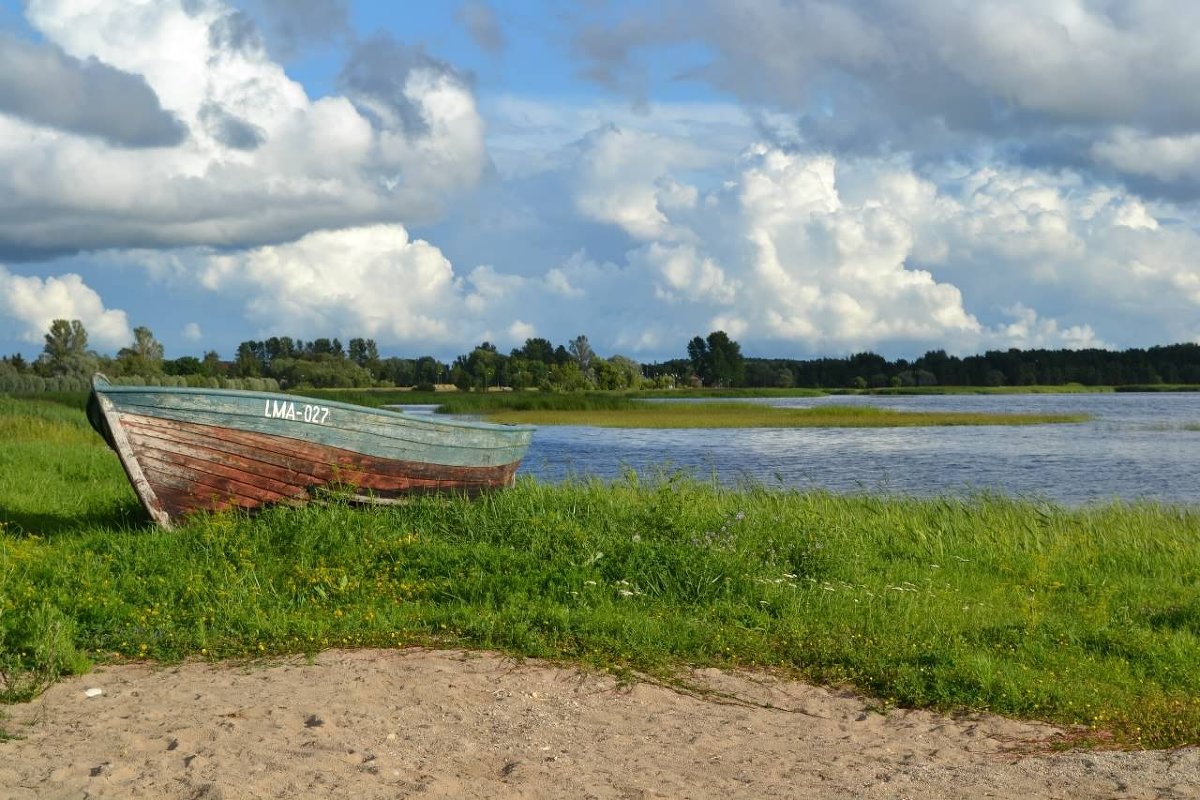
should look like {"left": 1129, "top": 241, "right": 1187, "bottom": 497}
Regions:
{"left": 2, "top": 0, "right": 1199, "bottom": 364}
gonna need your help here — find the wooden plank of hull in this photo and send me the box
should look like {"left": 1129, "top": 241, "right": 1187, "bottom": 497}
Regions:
{"left": 113, "top": 412, "right": 520, "bottom": 524}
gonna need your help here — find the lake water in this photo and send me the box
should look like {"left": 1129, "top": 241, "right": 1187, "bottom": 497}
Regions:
{"left": 509, "top": 393, "right": 1200, "bottom": 506}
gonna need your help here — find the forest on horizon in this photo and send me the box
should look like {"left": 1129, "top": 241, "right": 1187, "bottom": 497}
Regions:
{"left": 3, "top": 319, "right": 1200, "bottom": 393}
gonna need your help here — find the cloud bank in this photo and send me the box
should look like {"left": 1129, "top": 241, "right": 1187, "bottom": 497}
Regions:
{"left": 573, "top": 0, "right": 1200, "bottom": 198}
{"left": 0, "top": 0, "right": 487, "bottom": 259}
{"left": 1, "top": 0, "right": 1198, "bottom": 361}
{"left": 189, "top": 122, "right": 1199, "bottom": 358}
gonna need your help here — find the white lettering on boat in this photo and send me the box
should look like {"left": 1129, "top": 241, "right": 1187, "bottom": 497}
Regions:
{"left": 262, "top": 399, "right": 331, "bottom": 425}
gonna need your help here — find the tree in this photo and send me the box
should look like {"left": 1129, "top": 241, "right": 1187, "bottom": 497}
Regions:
{"left": 269, "top": 357, "right": 372, "bottom": 388}
{"left": 164, "top": 355, "right": 203, "bottom": 376}
{"left": 233, "top": 341, "right": 263, "bottom": 377}
{"left": 376, "top": 357, "right": 414, "bottom": 386}
{"left": 348, "top": 338, "right": 380, "bottom": 367}
{"left": 201, "top": 350, "right": 225, "bottom": 377}
{"left": 115, "top": 326, "right": 165, "bottom": 376}
{"left": 608, "top": 355, "right": 644, "bottom": 390}
{"left": 686, "top": 336, "right": 710, "bottom": 384}
{"left": 450, "top": 362, "right": 472, "bottom": 391}
{"left": 413, "top": 356, "right": 445, "bottom": 388}
{"left": 504, "top": 357, "right": 536, "bottom": 390}
{"left": 512, "top": 337, "right": 556, "bottom": 364}
{"left": 687, "top": 331, "right": 744, "bottom": 387}
{"left": 462, "top": 342, "right": 503, "bottom": 390}
{"left": 37, "top": 319, "right": 96, "bottom": 377}
{"left": 307, "top": 338, "right": 344, "bottom": 358}
{"left": 548, "top": 361, "right": 589, "bottom": 391}
{"left": 591, "top": 357, "right": 620, "bottom": 390}
{"left": 568, "top": 335, "right": 594, "bottom": 372}
{"left": 706, "top": 331, "right": 744, "bottom": 387}
{"left": 264, "top": 336, "right": 297, "bottom": 363}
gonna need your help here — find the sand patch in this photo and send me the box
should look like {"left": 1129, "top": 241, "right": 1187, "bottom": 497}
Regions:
{"left": 2, "top": 648, "right": 1196, "bottom": 798}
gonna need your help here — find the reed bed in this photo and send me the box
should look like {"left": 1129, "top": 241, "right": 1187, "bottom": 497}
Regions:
{"left": 433, "top": 392, "right": 636, "bottom": 414}
{"left": 1, "top": 396, "right": 1197, "bottom": 748}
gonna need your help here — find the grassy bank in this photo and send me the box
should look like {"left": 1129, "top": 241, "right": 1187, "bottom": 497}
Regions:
{"left": 2, "top": 397, "right": 1199, "bottom": 747}
{"left": 2, "top": 480, "right": 1199, "bottom": 748}
{"left": 481, "top": 402, "right": 1089, "bottom": 428}
{"left": 631, "top": 387, "right": 827, "bottom": 399}
{"left": 1115, "top": 385, "right": 1200, "bottom": 393}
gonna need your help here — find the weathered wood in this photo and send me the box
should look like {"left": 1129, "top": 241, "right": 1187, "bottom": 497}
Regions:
{"left": 105, "top": 387, "right": 530, "bottom": 465}
{"left": 93, "top": 394, "right": 173, "bottom": 528}
{"left": 88, "top": 375, "right": 532, "bottom": 527}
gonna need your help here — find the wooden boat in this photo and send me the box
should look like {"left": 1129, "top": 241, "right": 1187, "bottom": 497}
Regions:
{"left": 86, "top": 374, "right": 534, "bottom": 528}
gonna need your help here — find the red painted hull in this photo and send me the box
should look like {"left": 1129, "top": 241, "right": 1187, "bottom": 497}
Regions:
{"left": 121, "top": 412, "right": 520, "bottom": 522}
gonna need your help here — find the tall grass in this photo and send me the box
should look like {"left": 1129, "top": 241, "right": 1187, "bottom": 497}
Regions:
{"left": 1115, "top": 385, "right": 1200, "bottom": 393}
{"left": 312, "top": 390, "right": 1089, "bottom": 425}
{"left": 631, "top": 387, "right": 827, "bottom": 399}
{"left": 434, "top": 392, "right": 637, "bottom": 414}
{"left": 0, "top": 396, "right": 143, "bottom": 536}
{"left": 2, "top": 397, "right": 1199, "bottom": 747}
{"left": 483, "top": 402, "right": 1089, "bottom": 428}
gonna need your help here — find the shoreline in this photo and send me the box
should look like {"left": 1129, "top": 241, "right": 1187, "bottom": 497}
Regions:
{"left": 3, "top": 648, "right": 1198, "bottom": 799}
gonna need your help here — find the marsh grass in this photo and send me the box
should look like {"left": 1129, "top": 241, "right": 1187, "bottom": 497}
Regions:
{"left": 1115, "top": 385, "right": 1200, "bottom": 393}
{"left": 631, "top": 387, "right": 827, "bottom": 399}
{"left": 481, "top": 402, "right": 1090, "bottom": 428}
{"left": 2, "top": 397, "right": 1198, "bottom": 747}
{"left": 303, "top": 386, "right": 1090, "bottom": 427}
{"left": 434, "top": 392, "right": 637, "bottom": 414}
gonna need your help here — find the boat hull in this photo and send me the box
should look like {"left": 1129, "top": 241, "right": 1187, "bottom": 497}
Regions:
{"left": 88, "top": 376, "right": 534, "bottom": 528}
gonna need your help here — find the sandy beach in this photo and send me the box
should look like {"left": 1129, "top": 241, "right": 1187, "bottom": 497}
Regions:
{"left": 1, "top": 648, "right": 1196, "bottom": 799}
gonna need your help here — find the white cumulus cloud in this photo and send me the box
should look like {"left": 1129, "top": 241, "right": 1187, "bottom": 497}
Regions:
{"left": 0, "top": 265, "right": 130, "bottom": 348}
{"left": 525, "top": 124, "right": 1199, "bottom": 355}
{"left": 199, "top": 224, "right": 465, "bottom": 347}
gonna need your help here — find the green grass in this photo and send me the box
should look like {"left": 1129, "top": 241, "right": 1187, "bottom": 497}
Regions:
{"left": 0, "top": 396, "right": 145, "bottom": 535}
{"left": 2, "top": 397, "right": 1199, "bottom": 748}
{"left": 631, "top": 387, "right": 827, "bottom": 399}
{"left": 433, "top": 392, "right": 638, "bottom": 414}
{"left": 482, "top": 402, "right": 1089, "bottom": 427}
{"left": 1115, "top": 385, "right": 1200, "bottom": 393}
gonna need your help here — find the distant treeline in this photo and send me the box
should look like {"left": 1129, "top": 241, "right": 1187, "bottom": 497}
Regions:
{"left": 645, "top": 343, "right": 1200, "bottom": 389}
{"left": 226, "top": 334, "right": 651, "bottom": 392}
{"left": 0, "top": 323, "right": 652, "bottom": 392}
{"left": 4, "top": 318, "right": 1200, "bottom": 393}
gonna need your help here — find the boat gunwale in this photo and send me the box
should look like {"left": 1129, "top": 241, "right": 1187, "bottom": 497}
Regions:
{"left": 90, "top": 374, "right": 536, "bottom": 434}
